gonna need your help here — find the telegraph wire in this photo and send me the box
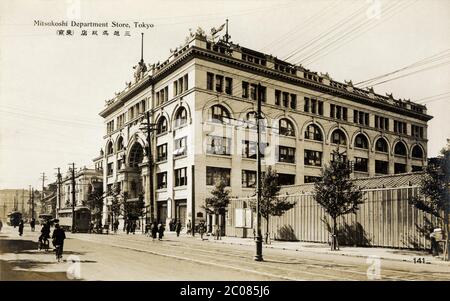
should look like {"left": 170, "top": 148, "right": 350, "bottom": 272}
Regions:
{"left": 302, "top": 0, "right": 418, "bottom": 65}
{"left": 297, "top": 0, "right": 410, "bottom": 65}
{"left": 283, "top": 1, "right": 369, "bottom": 62}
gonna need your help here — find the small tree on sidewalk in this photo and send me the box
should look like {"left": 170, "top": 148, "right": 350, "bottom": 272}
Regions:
{"left": 409, "top": 143, "right": 450, "bottom": 260}
{"left": 313, "top": 150, "right": 363, "bottom": 250}
{"left": 87, "top": 186, "right": 104, "bottom": 225}
{"left": 204, "top": 180, "right": 231, "bottom": 238}
{"left": 252, "top": 166, "right": 296, "bottom": 244}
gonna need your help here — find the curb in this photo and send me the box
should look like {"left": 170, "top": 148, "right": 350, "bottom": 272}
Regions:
{"left": 202, "top": 238, "right": 450, "bottom": 266}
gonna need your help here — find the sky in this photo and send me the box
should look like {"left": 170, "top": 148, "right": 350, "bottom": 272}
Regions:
{"left": 0, "top": 0, "right": 449, "bottom": 189}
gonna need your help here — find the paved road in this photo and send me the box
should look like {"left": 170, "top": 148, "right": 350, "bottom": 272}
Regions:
{"left": 1, "top": 225, "right": 450, "bottom": 281}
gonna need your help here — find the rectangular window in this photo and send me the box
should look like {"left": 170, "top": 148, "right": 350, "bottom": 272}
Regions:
{"left": 304, "top": 150, "right": 322, "bottom": 166}
{"left": 353, "top": 110, "right": 370, "bottom": 126}
{"left": 304, "top": 97, "right": 310, "bottom": 112}
{"left": 175, "top": 167, "right": 187, "bottom": 186}
{"left": 412, "top": 165, "right": 423, "bottom": 172}
{"left": 260, "top": 86, "right": 267, "bottom": 102}
{"left": 331, "top": 152, "right": 347, "bottom": 163}
{"left": 183, "top": 74, "right": 188, "bottom": 91}
{"left": 282, "top": 92, "right": 289, "bottom": 107}
{"left": 157, "top": 144, "right": 167, "bottom": 162}
{"left": 242, "top": 140, "right": 267, "bottom": 159}
{"left": 174, "top": 137, "right": 187, "bottom": 157}
{"left": 178, "top": 77, "right": 184, "bottom": 94}
{"left": 225, "top": 77, "right": 233, "bottom": 95}
{"left": 107, "top": 120, "right": 114, "bottom": 134}
{"left": 242, "top": 170, "right": 257, "bottom": 188}
{"left": 278, "top": 173, "right": 295, "bottom": 186}
{"left": 304, "top": 176, "right": 322, "bottom": 183}
{"left": 290, "top": 94, "right": 297, "bottom": 110}
{"left": 173, "top": 81, "right": 178, "bottom": 96}
{"left": 394, "top": 163, "right": 406, "bottom": 174}
{"left": 206, "top": 167, "right": 231, "bottom": 186}
{"left": 275, "top": 90, "right": 281, "bottom": 106}
{"left": 215, "top": 75, "right": 224, "bottom": 92}
{"left": 107, "top": 162, "right": 113, "bottom": 176}
{"left": 330, "top": 104, "right": 347, "bottom": 121}
{"left": 206, "top": 136, "right": 231, "bottom": 156}
{"left": 242, "top": 82, "right": 249, "bottom": 98}
{"left": 411, "top": 124, "right": 424, "bottom": 138}
{"left": 375, "top": 160, "right": 389, "bottom": 174}
{"left": 354, "top": 157, "right": 368, "bottom": 172}
{"left": 311, "top": 98, "right": 317, "bottom": 114}
{"left": 207, "top": 72, "right": 214, "bottom": 90}
{"left": 278, "top": 146, "right": 296, "bottom": 163}
{"left": 318, "top": 101, "right": 323, "bottom": 115}
{"left": 157, "top": 172, "right": 167, "bottom": 189}
{"left": 375, "top": 116, "right": 389, "bottom": 130}
{"left": 250, "top": 83, "right": 257, "bottom": 100}
{"left": 394, "top": 120, "right": 407, "bottom": 135}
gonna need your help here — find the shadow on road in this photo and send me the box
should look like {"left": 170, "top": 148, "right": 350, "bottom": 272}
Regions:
{"left": 0, "top": 259, "right": 73, "bottom": 281}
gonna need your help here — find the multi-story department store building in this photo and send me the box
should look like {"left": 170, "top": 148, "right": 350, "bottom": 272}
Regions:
{"left": 97, "top": 28, "right": 432, "bottom": 229}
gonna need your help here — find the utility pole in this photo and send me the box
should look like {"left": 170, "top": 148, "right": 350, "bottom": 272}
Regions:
{"left": 21, "top": 189, "right": 24, "bottom": 213}
{"left": 55, "top": 167, "right": 62, "bottom": 218}
{"left": 254, "top": 83, "right": 263, "bottom": 261}
{"left": 70, "top": 163, "right": 76, "bottom": 232}
{"left": 40, "top": 172, "right": 47, "bottom": 214}
{"left": 31, "top": 187, "right": 35, "bottom": 220}
{"left": 145, "top": 111, "right": 155, "bottom": 224}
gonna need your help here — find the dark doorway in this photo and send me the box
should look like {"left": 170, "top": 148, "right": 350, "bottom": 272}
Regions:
{"left": 175, "top": 199, "right": 187, "bottom": 226}
{"left": 157, "top": 201, "right": 167, "bottom": 224}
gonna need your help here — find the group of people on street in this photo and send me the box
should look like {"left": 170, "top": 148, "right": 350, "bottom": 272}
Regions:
{"left": 148, "top": 221, "right": 165, "bottom": 241}
{"left": 125, "top": 220, "right": 137, "bottom": 235}
{"left": 37, "top": 220, "right": 66, "bottom": 260}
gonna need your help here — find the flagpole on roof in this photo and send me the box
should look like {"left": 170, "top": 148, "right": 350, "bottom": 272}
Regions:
{"left": 225, "top": 19, "right": 229, "bottom": 43}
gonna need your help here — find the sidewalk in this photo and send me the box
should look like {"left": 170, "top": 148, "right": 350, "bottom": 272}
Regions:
{"left": 195, "top": 233, "right": 450, "bottom": 266}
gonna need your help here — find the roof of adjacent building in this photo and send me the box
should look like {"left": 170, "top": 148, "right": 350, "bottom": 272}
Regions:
{"left": 280, "top": 172, "right": 425, "bottom": 195}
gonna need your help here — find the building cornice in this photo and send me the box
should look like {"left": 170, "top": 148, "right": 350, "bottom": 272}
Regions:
{"left": 99, "top": 44, "right": 433, "bottom": 122}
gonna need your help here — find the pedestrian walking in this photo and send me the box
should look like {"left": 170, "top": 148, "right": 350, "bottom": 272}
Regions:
{"left": 158, "top": 222, "right": 165, "bottom": 241}
{"left": 216, "top": 224, "right": 222, "bottom": 240}
{"left": 0, "top": 219, "right": 3, "bottom": 232}
{"left": 52, "top": 223, "right": 66, "bottom": 262}
{"left": 114, "top": 220, "right": 119, "bottom": 234}
{"left": 30, "top": 218, "right": 35, "bottom": 232}
{"left": 18, "top": 220, "right": 24, "bottom": 236}
{"left": 187, "top": 219, "right": 192, "bottom": 235}
{"left": 131, "top": 221, "right": 136, "bottom": 235}
{"left": 198, "top": 221, "right": 205, "bottom": 240}
{"left": 151, "top": 221, "right": 158, "bottom": 241}
{"left": 175, "top": 220, "right": 182, "bottom": 237}
{"left": 126, "top": 220, "right": 131, "bottom": 235}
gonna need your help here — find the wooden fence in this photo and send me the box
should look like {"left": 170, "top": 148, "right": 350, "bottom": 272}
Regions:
{"left": 225, "top": 186, "right": 442, "bottom": 250}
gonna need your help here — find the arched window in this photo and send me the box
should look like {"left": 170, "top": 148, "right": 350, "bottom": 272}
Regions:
{"left": 279, "top": 119, "right": 295, "bottom": 136}
{"left": 117, "top": 137, "right": 124, "bottom": 151}
{"left": 412, "top": 145, "right": 424, "bottom": 159}
{"left": 394, "top": 141, "right": 407, "bottom": 156}
{"left": 375, "top": 137, "right": 388, "bottom": 153}
{"left": 174, "top": 107, "right": 187, "bottom": 128}
{"left": 106, "top": 141, "right": 114, "bottom": 155}
{"left": 331, "top": 129, "right": 346, "bottom": 145}
{"left": 209, "top": 105, "right": 230, "bottom": 124}
{"left": 157, "top": 116, "right": 168, "bottom": 134}
{"left": 129, "top": 143, "right": 144, "bottom": 168}
{"left": 354, "top": 134, "right": 369, "bottom": 149}
{"left": 304, "top": 124, "right": 323, "bottom": 141}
